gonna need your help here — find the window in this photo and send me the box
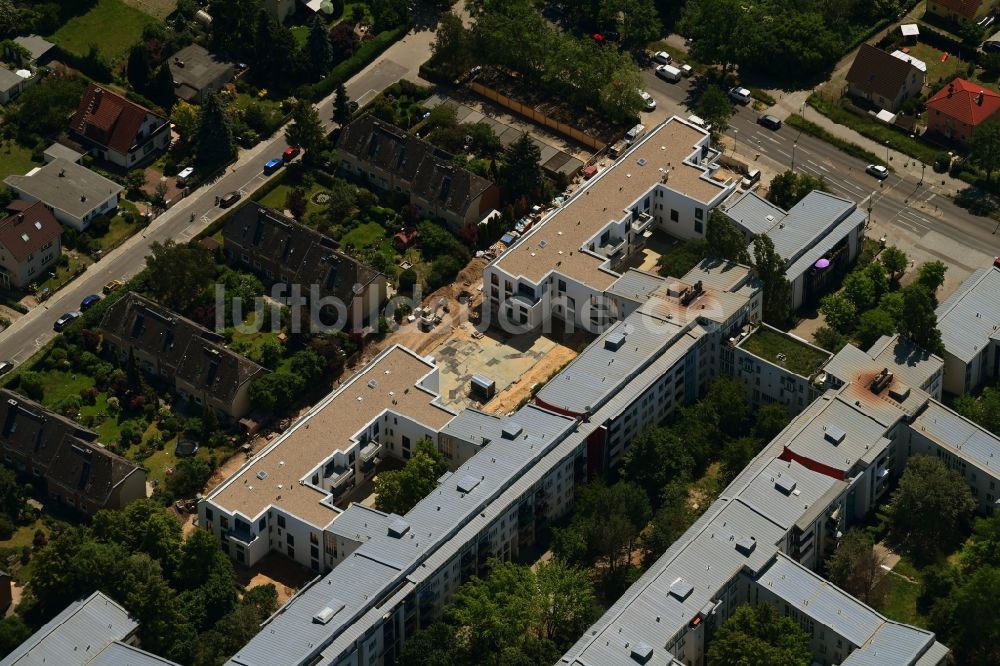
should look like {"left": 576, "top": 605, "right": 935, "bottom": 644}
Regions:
{"left": 286, "top": 534, "right": 295, "bottom": 546}
{"left": 205, "top": 507, "right": 214, "bottom": 522}
{"left": 258, "top": 517, "right": 265, "bottom": 531}
{"left": 277, "top": 515, "right": 286, "bottom": 528}
{"left": 670, "top": 209, "right": 679, "bottom": 222}
{"left": 310, "top": 532, "right": 319, "bottom": 544}
{"left": 220, "top": 516, "right": 229, "bottom": 529}
{"left": 311, "top": 545, "right": 319, "bottom": 559}
{"left": 694, "top": 221, "right": 703, "bottom": 234}
{"left": 287, "top": 546, "right": 295, "bottom": 559}
{"left": 695, "top": 207, "right": 704, "bottom": 219}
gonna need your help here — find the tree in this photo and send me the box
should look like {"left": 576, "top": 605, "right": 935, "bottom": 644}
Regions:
{"left": 145, "top": 240, "right": 215, "bottom": 312}
{"left": 622, "top": 427, "right": 694, "bottom": 504}
{"left": 706, "top": 210, "right": 749, "bottom": 262}
{"left": 333, "top": 83, "right": 352, "bottom": 125}
{"left": 705, "top": 375, "right": 749, "bottom": 438}
{"left": 171, "top": 100, "right": 201, "bottom": 142}
{"left": 196, "top": 93, "right": 236, "bottom": 168}
{"left": 249, "top": 373, "right": 305, "bottom": 412}
{"left": 916, "top": 260, "right": 947, "bottom": 295}
{"left": 963, "top": 510, "right": 1000, "bottom": 571}
{"left": 863, "top": 261, "right": 889, "bottom": 302}
{"left": 328, "top": 22, "right": 360, "bottom": 60}
{"left": 752, "top": 234, "right": 791, "bottom": 325}
{"left": 707, "top": 603, "right": 811, "bottom": 666}
{"left": 499, "top": 134, "right": 544, "bottom": 200}
{"left": 615, "top": 0, "right": 663, "bottom": 47}
{"left": 752, "top": 403, "right": 791, "bottom": 441}
{"left": 126, "top": 43, "right": 152, "bottom": 92}
{"left": 0, "top": 616, "right": 31, "bottom": 656}
{"left": 970, "top": 121, "right": 1000, "bottom": 184}
{"left": 290, "top": 349, "right": 326, "bottom": 383}
{"left": 824, "top": 529, "right": 886, "bottom": 605}
{"left": 124, "top": 169, "right": 147, "bottom": 196}
{"left": 945, "top": 566, "right": 1000, "bottom": 665}
{"left": 885, "top": 455, "right": 976, "bottom": 562}
{"left": 842, "top": 270, "right": 878, "bottom": 311}
{"left": 880, "top": 245, "right": 907, "bottom": 281}
{"left": 820, "top": 292, "right": 856, "bottom": 332}
{"left": 166, "top": 457, "right": 213, "bottom": 500}
{"left": 17, "top": 370, "right": 44, "bottom": 400}
{"left": 678, "top": 0, "right": 745, "bottom": 70}
{"left": 397, "top": 622, "right": 467, "bottom": 666}
{"left": 208, "top": 0, "right": 261, "bottom": 57}
{"left": 856, "top": 308, "right": 896, "bottom": 349}
{"left": 286, "top": 99, "right": 326, "bottom": 159}
{"left": 432, "top": 11, "right": 474, "bottom": 77}
{"left": 534, "top": 558, "right": 598, "bottom": 645}
{"left": 12, "top": 75, "right": 88, "bottom": 141}
{"left": 0, "top": 465, "right": 24, "bottom": 522}
{"left": 814, "top": 325, "right": 848, "bottom": 352}
{"left": 149, "top": 63, "right": 176, "bottom": 111}
{"left": 898, "top": 283, "right": 944, "bottom": 355}
{"left": 374, "top": 438, "right": 448, "bottom": 514}
{"left": 766, "top": 170, "right": 827, "bottom": 209}
{"left": 955, "top": 385, "right": 1000, "bottom": 434}
{"left": 696, "top": 85, "right": 735, "bottom": 135}
{"left": 306, "top": 16, "right": 333, "bottom": 72}
{"left": 641, "top": 481, "right": 692, "bottom": 565}
{"left": 253, "top": 11, "right": 301, "bottom": 91}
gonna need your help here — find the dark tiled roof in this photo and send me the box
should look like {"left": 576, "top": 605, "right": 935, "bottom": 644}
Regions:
{"left": 0, "top": 389, "right": 140, "bottom": 508}
{"left": 336, "top": 115, "right": 496, "bottom": 221}
{"left": 846, "top": 44, "right": 917, "bottom": 102}
{"left": 222, "top": 203, "right": 383, "bottom": 304}
{"left": 71, "top": 84, "right": 167, "bottom": 155}
{"left": 0, "top": 201, "right": 60, "bottom": 263}
{"left": 100, "top": 293, "right": 267, "bottom": 407}
{"left": 933, "top": 0, "right": 986, "bottom": 19}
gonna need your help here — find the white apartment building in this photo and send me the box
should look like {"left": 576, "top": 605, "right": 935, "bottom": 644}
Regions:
{"left": 935, "top": 264, "right": 1000, "bottom": 395}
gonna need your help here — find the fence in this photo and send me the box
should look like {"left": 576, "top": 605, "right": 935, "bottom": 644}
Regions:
{"left": 467, "top": 81, "right": 607, "bottom": 151}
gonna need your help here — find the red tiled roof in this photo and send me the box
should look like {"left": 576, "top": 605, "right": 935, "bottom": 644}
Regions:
{"left": 70, "top": 84, "right": 164, "bottom": 155}
{"left": 0, "top": 201, "right": 60, "bottom": 263}
{"left": 926, "top": 78, "right": 1000, "bottom": 127}
{"left": 933, "top": 0, "right": 985, "bottom": 19}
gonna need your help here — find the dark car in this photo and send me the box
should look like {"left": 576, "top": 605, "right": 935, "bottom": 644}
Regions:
{"left": 80, "top": 294, "right": 101, "bottom": 310}
{"left": 757, "top": 114, "right": 782, "bottom": 131}
{"left": 53, "top": 311, "right": 82, "bottom": 332}
{"left": 219, "top": 191, "right": 242, "bottom": 208}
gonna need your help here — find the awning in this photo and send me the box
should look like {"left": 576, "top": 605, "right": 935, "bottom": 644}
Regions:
{"left": 900, "top": 23, "right": 919, "bottom": 37}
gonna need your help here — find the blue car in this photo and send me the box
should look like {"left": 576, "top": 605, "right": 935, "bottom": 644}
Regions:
{"left": 80, "top": 294, "right": 101, "bottom": 310}
{"left": 264, "top": 158, "right": 283, "bottom": 175}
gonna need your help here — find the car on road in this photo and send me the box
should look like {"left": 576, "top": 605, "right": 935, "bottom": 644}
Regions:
{"left": 53, "top": 311, "right": 81, "bottom": 332}
{"left": 652, "top": 50, "right": 671, "bottom": 64}
{"left": 866, "top": 164, "right": 889, "bottom": 180}
{"left": 283, "top": 146, "right": 301, "bottom": 162}
{"left": 264, "top": 158, "right": 283, "bottom": 175}
{"left": 655, "top": 64, "right": 682, "bottom": 83}
{"left": 639, "top": 91, "right": 656, "bottom": 111}
{"left": 176, "top": 167, "right": 194, "bottom": 187}
{"left": 219, "top": 191, "right": 242, "bottom": 208}
{"left": 80, "top": 294, "right": 101, "bottom": 311}
{"left": 757, "top": 114, "right": 781, "bottom": 131}
{"left": 729, "top": 87, "right": 752, "bottom": 105}
{"left": 103, "top": 279, "right": 124, "bottom": 294}
{"left": 0, "top": 361, "right": 14, "bottom": 376}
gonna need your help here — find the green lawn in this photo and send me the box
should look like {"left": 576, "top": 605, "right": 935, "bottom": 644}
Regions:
{"left": 230, "top": 312, "right": 281, "bottom": 362}
{"left": 0, "top": 141, "right": 42, "bottom": 182}
{"left": 257, "top": 183, "right": 295, "bottom": 211}
{"left": 50, "top": 0, "right": 156, "bottom": 62}
{"left": 740, "top": 325, "right": 831, "bottom": 377}
{"left": 0, "top": 518, "right": 48, "bottom": 551}
{"left": 876, "top": 573, "right": 926, "bottom": 627}
{"left": 341, "top": 221, "right": 386, "bottom": 251}
{"left": 38, "top": 370, "right": 95, "bottom": 408}
{"left": 40, "top": 253, "right": 93, "bottom": 293}
{"left": 92, "top": 202, "right": 142, "bottom": 253}
{"left": 291, "top": 25, "right": 309, "bottom": 47}
{"left": 905, "top": 43, "right": 966, "bottom": 88}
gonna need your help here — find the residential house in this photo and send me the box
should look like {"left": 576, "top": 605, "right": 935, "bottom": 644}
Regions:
{"left": 0, "top": 67, "right": 31, "bottom": 104}
{"left": 0, "top": 591, "right": 179, "bottom": 666}
{"left": 4, "top": 158, "right": 123, "bottom": 231}
{"left": 0, "top": 200, "right": 61, "bottom": 289}
{"left": 100, "top": 293, "right": 268, "bottom": 419}
{"left": 69, "top": 84, "right": 170, "bottom": 168}
{"left": 336, "top": 115, "right": 501, "bottom": 229}
{"left": 722, "top": 189, "right": 866, "bottom": 309}
{"left": 934, "top": 264, "right": 1000, "bottom": 394}
{"left": 167, "top": 44, "right": 235, "bottom": 103}
{"left": 222, "top": 203, "right": 387, "bottom": 330}
{"left": 845, "top": 44, "right": 925, "bottom": 112}
{"left": 926, "top": 0, "right": 997, "bottom": 24}
{"left": 42, "top": 141, "right": 83, "bottom": 165}
{"left": 926, "top": 78, "right": 1000, "bottom": 143}
{"left": 0, "top": 389, "right": 146, "bottom": 513}
{"left": 0, "top": 572, "right": 11, "bottom": 613}
{"left": 12, "top": 35, "right": 55, "bottom": 65}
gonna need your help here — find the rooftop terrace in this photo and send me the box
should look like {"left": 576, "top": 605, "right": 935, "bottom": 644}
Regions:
{"left": 738, "top": 324, "right": 831, "bottom": 378}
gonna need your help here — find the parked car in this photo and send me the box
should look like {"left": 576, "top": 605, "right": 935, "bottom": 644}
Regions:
{"left": 655, "top": 64, "right": 682, "bottom": 83}
{"left": 757, "top": 114, "right": 782, "bottom": 131}
{"left": 639, "top": 91, "right": 656, "bottom": 111}
{"left": 0, "top": 361, "right": 14, "bottom": 376}
{"left": 679, "top": 63, "right": 694, "bottom": 77}
{"left": 686, "top": 115, "right": 712, "bottom": 132}
{"left": 729, "top": 87, "right": 752, "bottom": 105}
{"left": 652, "top": 50, "right": 671, "bottom": 65}
{"left": 53, "top": 311, "right": 82, "bottom": 332}
{"left": 80, "top": 294, "right": 101, "bottom": 311}
{"left": 263, "top": 158, "right": 283, "bottom": 175}
{"left": 220, "top": 191, "right": 242, "bottom": 208}
{"left": 283, "top": 146, "right": 301, "bottom": 162}
{"left": 103, "top": 279, "right": 124, "bottom": 294}
{"left": 866, "top": 164, "right": 889, "bottom": 180}
{"left": 624, "top": 124, "right": 646, "bottom": 143}
{"left": 176, "top": 167, "right": 194, "bottom": 187}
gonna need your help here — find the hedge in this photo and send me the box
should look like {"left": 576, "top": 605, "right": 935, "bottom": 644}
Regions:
{"left": 784, "top": 113, "right": 889, "bottom": 167}
{"left": 308, "top": 26, "right": 408, "bottom": 101}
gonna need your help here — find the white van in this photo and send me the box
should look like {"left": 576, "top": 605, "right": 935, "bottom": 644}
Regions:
{"left": 655, "top": 64, "right": 682, "bottom": 83}
{"left": 624, "top": 124, "right": 646, "bottom": 143}
{"left": 686, "top": 115, "right": 712, "bottom": 132}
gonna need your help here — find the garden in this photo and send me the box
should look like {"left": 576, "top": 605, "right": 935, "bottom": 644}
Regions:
{"left": 49, "top": 0, "right": 156, "bottom": 63}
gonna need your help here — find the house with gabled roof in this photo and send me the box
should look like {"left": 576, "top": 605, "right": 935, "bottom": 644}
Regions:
{"left": 846, "top": 44, "right": 925, "bottom": 112}
{"left": 926, "top": 78, "right": 1000, "bottom": 143}
{"left": 100, "top": 293, "right": 268, "bottom": 419}
{"left": 0, "top": 200, "right": 61, "bottom": 289}
{"left": 69, "top": 84, "right": 170, "bottom": 169}
{"left": 926, "top": 0, "right": 997, "bottom": 24}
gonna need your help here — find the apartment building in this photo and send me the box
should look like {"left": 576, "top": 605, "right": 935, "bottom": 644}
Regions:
{"left": 484, "top": 116, "right": 737, "bottom": 333}
{"left": 935, "top": 264, "right": 1000, "bottom": 394}
{"left": 721, "top": 189, "right": 866, "bottom": 309}
{"left": 0, "top": 389, "right": 146, "bottom": 514}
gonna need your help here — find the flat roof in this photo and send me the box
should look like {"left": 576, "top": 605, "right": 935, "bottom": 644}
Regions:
{"left": 168, "top": 44, "right": 234, "bottom": 92}
{"left": 4, "top": 158, "right": 123, "bottom": 219}
{"left": 43, "top": 142, "right": 83, "bottom": 163}
{"left": 207, "top": 346, "right": 456, "bottom": 525}
{"left": 935, "top": 266, "right": 1000, "bottom": 363}
{"left": 826, "top": 334, "right": 943, "bottom": 393}
{"left": 912, "top": 400, "right": 1000, "bottom": 479}
{"left": 681, "top": 257, "right": 755, "bottom": 293}
{"left": 605, "top": 268, "right": 667, "bottom": 303}
{"left": 733, "top": 457, "right": 846, "bottom": 532}
{"left": 738, "top": 324, "right": 832, "bottom": 378}
{"left": 493, "top": 117, "right": 732, "bottom": 289}
{"left": 822, "top": 344, "right": 931, "bottom": 427}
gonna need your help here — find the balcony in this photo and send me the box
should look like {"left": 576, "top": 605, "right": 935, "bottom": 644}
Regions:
{"left": 360, "top": 441, "right": 381, "bottom": 463}
{"left": 631, "top": 212, "right": 654, "bottom": 235}
{"left": 328, "top": 465, "right": 355, "bottom": 489}
{"left": 227, "top": 529, "right": 258, "bottom": 547}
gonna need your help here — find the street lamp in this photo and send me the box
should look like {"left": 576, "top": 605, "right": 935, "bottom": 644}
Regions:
{"left": 885, "top": 140, "right": 890, "bottom": 163}
{"left": 732, "top": 128, "right": 739, "bottom": 157}
{"left": 791, "top": 141, "right": 798, "bottom": 171}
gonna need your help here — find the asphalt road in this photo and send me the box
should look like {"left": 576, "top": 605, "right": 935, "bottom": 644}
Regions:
{"left": 640, "top": 68, "right": 1000, "bottom": 256}
{"left": 0, "top": 29, "right": 435, "bottom": 366}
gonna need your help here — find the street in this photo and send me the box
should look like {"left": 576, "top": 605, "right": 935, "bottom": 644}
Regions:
{"left": 0, "top": 29, "right": 435, "bottom": 366}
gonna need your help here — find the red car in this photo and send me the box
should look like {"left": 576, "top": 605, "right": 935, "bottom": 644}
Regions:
{"left": 283, "top": 146, "right": 301, "bottom": 162}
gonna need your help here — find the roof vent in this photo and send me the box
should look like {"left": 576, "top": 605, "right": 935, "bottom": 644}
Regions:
{"left": 456, "top": 475, "right": 481, "bottom": 493}
{"left": 313, "top": 600, "right": 345, "bottom": 624}
{"left": 367, "top": 379, "right": 378, "bottom": 389}
{"left": 387, "top": 516, "right": 410, "bottom": 538}
{"left": 501, "top": 424, "right": 523, "bottom": 440}
{"left": 256, "top": 470, "right": 268, "bottom": 480}
{"left": 735, "top": 536, "right": 757, "bottom": 556}
{"left": 824, "top": 425, "right": 846, "bottom": 445}
{"left": 765, "top": 214, "right": 774, "bottom": 223}
{"left": 775, "top": 475, "right": 797, "bottom": 495}
{"left": 630, "top": 642, "right": 653, "bottom": 663}
{"left": 668, "top": 578, "right": 693, "bottom": 600}
{"left": 604, "top": 329, "right": 627, "bottom": 351}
